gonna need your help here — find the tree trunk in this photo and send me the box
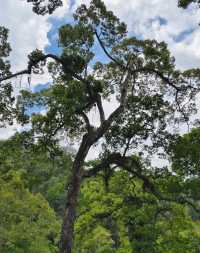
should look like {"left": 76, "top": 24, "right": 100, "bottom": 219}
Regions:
{"left": 59, "top": 134, "right": 92, "bottom": 253}
{"left": 59, "top": 109, "right": 122, "bottom": 253}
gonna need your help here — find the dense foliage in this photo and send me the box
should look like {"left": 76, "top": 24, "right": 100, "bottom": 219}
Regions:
{"left": 0, "top": 132, "right": 72, "bottom": 214}
{"left": 1, "top": 131, "right": 200, "bottom": 252}
{"left": 75, "top": 173, "right": 200, "bottom": 253}
{"left": 1, "top": 1, "right": 200, "bottom": 252}
{"left": 0, "top": 173, "right": 60, "bottom": 253}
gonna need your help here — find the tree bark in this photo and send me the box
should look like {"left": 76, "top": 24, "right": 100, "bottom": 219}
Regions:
{"left": 59, "top": 134, "right": 92, "bottom": 253}
{"left": 59, "top": 106, "right": 124, "bottom": 253}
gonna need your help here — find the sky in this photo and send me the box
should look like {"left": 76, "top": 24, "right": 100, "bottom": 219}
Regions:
{"left": 1, "top": 0, "right": 200, "bottom": 152}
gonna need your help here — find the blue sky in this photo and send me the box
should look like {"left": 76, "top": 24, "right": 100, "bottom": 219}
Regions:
{"left": 1, "top": 0, "right": 200, "bottom": 140}
{"left": 173, "top": 27, "right": 196, "bottom": 43}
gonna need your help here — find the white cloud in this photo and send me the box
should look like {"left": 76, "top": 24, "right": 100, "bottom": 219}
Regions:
{"left": 0, "top": 0, "right": 70, "bottom": 139}
{"left": 0, "top": 0, "right": 70, "bottom": 70}
{"left": 53, "top": 0, "right": 70, "bottom": 18}
{"left": 0, "top": 124, "right": 19, "bottom": 140}
{"left": 1, "top": 1, "right": 48, "bottom": 71}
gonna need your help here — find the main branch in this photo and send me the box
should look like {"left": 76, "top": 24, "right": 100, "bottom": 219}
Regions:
{"left": 84, "top": 152, "right": 200, "bottom": 213}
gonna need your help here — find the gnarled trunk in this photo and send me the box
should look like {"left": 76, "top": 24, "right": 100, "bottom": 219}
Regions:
{"left": 59, "top": 134, "right": 92, "bottom": 253}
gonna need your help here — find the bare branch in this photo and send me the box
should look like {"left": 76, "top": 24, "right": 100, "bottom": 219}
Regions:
{"left": 0, "top": 69, "right": 31, "bottom": 82}
{"left": 79, "top": 112, "right": 92, "bottom": 133}
{"left": 0, "top": 53, "right": 90, "bottom": 85}
{"left": 96, "top": 93, "right": 105, "bottom": 123}
{"left": 95, "top": 30, "right": 119, "bottom": 64}
{"left": 83, "top": 153, "right": 122, "bottom": 178}
{"left": 120, "top": 73, "right": 131, "bottom": 105}
{"left": 123, "top": 137, "right": 131, "bottom": 157}
{"left": 175, "top": 90, "right": 190, "bottom": 131}
{"left": 0, "top": 54, "right": 62, "bottom": 83}
{"left": 94, "top": 104, "right": 123, "bottom": 142}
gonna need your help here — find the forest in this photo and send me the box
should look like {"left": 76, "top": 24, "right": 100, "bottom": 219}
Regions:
{"left": 1, "top": 0, "right": 200, "bottom": 252}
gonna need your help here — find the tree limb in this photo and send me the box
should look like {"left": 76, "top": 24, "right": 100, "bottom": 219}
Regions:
{"left": 83, "top": 152, "right": 200, "bottom": 212}
{"left": 96, "top": 93, "right": 105, "bottom": 124}
{"left": 79, "top": 111, "right": 92, "bottom": 132}
{"left": 95, "top": 30, "right": 180, "bottom": 91}
{"left": 0, "top": 53, "right": 87, "bottom": 84}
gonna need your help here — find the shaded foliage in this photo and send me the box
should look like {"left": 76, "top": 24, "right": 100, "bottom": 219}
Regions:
{"left": 0, "top": 132, "right": 73, "bottom": 214}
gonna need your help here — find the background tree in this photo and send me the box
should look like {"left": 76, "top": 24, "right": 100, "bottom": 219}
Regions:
{"left": 1, "top": 1, "right": 200, "bottom": 252}
{"left": 74, "top": 172, "right": 200, "bottom": 253}
{"left": 0, "top": 131, "right": 73, "bottom": 214}
{"left": 169, "top": 126, "right": 200, "bottom": 213}
{"left": 0, "top": 172, "right": 60, "bottom": 253}
{"left": 1, "top": 132, "right": 200, "bottom": 252}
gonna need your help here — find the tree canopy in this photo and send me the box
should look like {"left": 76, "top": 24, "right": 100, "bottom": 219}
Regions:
{"left": 1, "top": 1, "right": 200, "bottom": 253}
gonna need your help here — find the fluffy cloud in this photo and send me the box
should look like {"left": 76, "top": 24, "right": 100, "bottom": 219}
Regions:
{"left": 75, "top": 0, "right": 200, "bottom": 69}
{"left": 0, "top": 0, "right": 70, "bottom": 138}
{"left": 0, "top": 0, "right": 70, "bottom": 70}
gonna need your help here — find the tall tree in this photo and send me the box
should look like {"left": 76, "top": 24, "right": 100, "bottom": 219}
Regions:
{"left": 1, "top": 1, "right": 200, "bottom": 252}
